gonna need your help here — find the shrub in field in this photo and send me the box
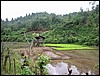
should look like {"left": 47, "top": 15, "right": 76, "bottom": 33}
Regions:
{"left": 35, "top": 54, "right": 50, "bottom": 75}
{"left": 94, "top": 63, "right": 99, "bottom": 69}
{"left": 21, "top": 66, "right": 33, "bottom": 75}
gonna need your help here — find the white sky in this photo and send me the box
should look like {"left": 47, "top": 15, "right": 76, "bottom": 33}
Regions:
{"left": 1, "top": 1, "right": 99, "bottom": 21}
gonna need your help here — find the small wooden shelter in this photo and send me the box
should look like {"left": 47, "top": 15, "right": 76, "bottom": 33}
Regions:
{"left": 33, "top": 35, "right": 45, "bottom": 47}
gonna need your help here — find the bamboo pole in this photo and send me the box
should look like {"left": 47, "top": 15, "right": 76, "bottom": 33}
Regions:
{"left": 13, "top": 58, "right": 16, "bottom": 75}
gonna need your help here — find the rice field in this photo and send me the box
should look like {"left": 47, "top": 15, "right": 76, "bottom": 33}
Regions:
{"left": 1, "top": 42, "right": 99, "bottom": 75}
{"left": 44, "top": 44, "right": 98, "bottom": 50}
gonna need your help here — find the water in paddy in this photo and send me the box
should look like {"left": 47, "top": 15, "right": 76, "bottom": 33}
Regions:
{"left": 46, "top": 62, "right": 96, "bottom": 75}
{"left": 49, "top": 50, "right": 99, "bottom": 75}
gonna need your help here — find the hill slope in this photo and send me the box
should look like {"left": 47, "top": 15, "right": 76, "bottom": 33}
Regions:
{"left": 1, "top": 4, "right": 99, "bottom": 46}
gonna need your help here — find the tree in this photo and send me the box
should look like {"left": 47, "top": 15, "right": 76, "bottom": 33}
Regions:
{"left": 5, "top": 18, "right": 8, "bottom": 22}
{"left": 80, "top": 7, "right": 83, "bottom": 12}
{"left": 11, "top": 18, "right": 13, "bottom": 21}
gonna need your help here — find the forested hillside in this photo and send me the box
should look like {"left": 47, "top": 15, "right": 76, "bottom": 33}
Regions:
{"left": 1, "top": 3, "right": 99, "bottom": 46}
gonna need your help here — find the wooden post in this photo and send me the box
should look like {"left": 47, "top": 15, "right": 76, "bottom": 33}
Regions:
{"left": 7, "top": 47, "right": 10, "bottom": 55}
{"left": 1, "top": 54, "right": 4, "bottom": 69}
{"left": 13, "top": 58, "right": 16, "bottom": 75}
{"left": 9, "top": 56, "right": 11, "bottom": 73}
{"left": 1, "top": 55, "right": 4, "bottom": 70}
{"left": 42, "top": 39, "right": 44, "bottom": 46}
{"left": 3, "top": 55, "right": 9, "bottom": 70}
{"left": 1, "top": 43, "right": 4, "bottom": 66}
{"left": 7, "top": 47, "right": 12, "bottom": 73}
{"left": 1, "top": 43, "right": 3, "bottom": 54}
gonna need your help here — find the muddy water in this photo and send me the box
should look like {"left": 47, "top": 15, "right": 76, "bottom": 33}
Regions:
{"left": 46, "top": 62, "right": 96, "bottom": 75}
{"left": 49, "top": 50, "right": 99, "bottom": 75}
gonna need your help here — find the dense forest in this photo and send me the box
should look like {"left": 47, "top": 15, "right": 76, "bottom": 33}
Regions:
{"left": 1, "top": 2, "right": 99, "bottom": 46}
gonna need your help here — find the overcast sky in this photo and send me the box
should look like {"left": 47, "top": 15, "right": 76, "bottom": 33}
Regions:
{"left": 1, "top": 1, "right": 99, "bottom": 21}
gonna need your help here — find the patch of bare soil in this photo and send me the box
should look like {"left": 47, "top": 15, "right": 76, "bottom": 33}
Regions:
{"left": 42, "top": 51, "right": 61, "bottom": 59}
{"left": 16, "top": 46, "right": 71, "bottom": 60}
{"left": 23, "top": 47, "right": 71, "bottom": 60}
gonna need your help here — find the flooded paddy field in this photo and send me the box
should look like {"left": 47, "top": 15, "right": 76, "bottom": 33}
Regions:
{"left": 1, "top": 42, "right": 99, "bottom": 75}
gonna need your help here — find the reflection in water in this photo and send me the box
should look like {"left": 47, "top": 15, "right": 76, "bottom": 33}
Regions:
{"left": 46, "top": 62, "right": 95, "bottom": 75}
{"left": 46, "top": 64, "right": 58, "bottom": 75}
{"left": 69, "top": 65, "right": 80, "bottom": 75}
{"left": 55, "top": 62, "right": 69, "bottom": 75}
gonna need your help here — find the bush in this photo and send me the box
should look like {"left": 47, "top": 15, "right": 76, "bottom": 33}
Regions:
{"left": 21, "top": 66, "right": 33, "bottom": 75}
{"left": 35, "top": 54, "right": 50, "bottom": 75}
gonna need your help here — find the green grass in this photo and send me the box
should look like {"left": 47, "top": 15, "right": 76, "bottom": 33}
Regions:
{"left": 44, "top": 44, "right": 98, "bottom": 50}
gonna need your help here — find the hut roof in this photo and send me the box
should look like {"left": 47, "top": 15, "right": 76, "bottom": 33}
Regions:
{"left": 35, "top": 36, "right": 45, "bottom": 39}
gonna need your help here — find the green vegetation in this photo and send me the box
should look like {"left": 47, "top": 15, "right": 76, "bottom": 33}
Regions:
{"left": 1, "top": 47, "right": 22, "bottom": 75}
{"left": 35, "top": 54, "right": 50, "bottom": 75}
{"left": 94, "top": 63, "right": 99, "bottom": 69}
{"left": 1, "top": 43, "right": 50, "bottom": 75}
{"left": 54, "top": 48, "right": 96, "bottom": 51}
{"left": 1, "top": 1, "right": 99, "bottom": 46}
{"left": 21, "top": 66, "right": 33, "bottom": 75}
{"left": 44, "top": 44, "right": 98, "bottom": 50}
{"left": 1, "top": 1, "right": 99, "bottom": 75}
{"left": 44, "top": 44, "right": 88, "bottom": 47}
{"left": 1, "top": 42, "right": 99, "bottom": 75}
